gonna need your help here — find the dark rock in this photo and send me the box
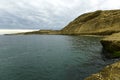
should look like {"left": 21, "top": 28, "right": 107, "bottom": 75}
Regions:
{"left": 101, "top": 33, "right": 120, "bottom": 58}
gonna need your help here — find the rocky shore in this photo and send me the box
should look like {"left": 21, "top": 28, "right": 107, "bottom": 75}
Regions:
{"left": 84, "top": 32, "right": 120, "bottom": 80}
{"left": 84, "top": 61, "right": 120, "bottom": 80}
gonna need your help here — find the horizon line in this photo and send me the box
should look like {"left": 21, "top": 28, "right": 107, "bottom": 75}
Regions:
{"left": 0, "top": 29, "right": 39, "bottom": 34}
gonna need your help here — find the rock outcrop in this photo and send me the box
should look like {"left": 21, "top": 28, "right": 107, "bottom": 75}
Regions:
{"left": 85, "top": 33, "right": 120, "bottom": 80}
{"left": 61, "top": 9, "right": 120, "bottom": 35}
{"left": 84, "top": 61, "right": 120, "bottom": 80}
{"left": 101, "top": 32, "right": 120, "bottom": 58}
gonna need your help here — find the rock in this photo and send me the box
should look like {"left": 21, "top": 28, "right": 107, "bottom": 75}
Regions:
{"left": 84, "top": 61, "right": 120, "bottom": 80}
{"left": 61, "top": 9, "right": 120, "bottom": 35}
{"left": 101, "top": 33, "right": 120, "bottom": 58}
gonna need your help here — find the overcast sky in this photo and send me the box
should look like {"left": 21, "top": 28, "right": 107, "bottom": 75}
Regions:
{"left": 0, "top": 0, "right": 120, "bottom": 30}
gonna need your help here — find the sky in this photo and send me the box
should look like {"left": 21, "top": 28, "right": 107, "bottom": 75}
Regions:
{"left": 0, "top": 0, "right": 120, "bottom": 30}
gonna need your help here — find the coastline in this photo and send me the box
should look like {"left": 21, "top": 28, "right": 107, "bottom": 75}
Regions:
{"left": 3, "top": 9, "right": 120, "bottom": 80}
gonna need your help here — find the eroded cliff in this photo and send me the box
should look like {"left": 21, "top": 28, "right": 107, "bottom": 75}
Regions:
{"left": 101, "top": 32, "right": 120, "bottom": 58}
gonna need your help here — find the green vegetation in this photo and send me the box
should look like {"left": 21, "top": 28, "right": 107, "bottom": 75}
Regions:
{"left": 112, "top": 51, "right": 120, "bottom": 58}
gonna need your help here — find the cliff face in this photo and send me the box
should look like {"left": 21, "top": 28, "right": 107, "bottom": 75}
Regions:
{"left": 61, "top": 10, "right": 120, "bottom": 35}
{"left": 84, "top": 61, "right": 120, "bottom": 80}
{"left": 101, "top": 32, "right": 120, "bottom": 58}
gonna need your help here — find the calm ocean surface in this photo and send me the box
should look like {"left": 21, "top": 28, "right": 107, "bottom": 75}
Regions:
{"left": 0, "top": 35, "right": 112, "bottom": 80}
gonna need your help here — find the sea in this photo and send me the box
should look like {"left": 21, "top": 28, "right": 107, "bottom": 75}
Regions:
{"left": 0, "top": 35, "right": 115, "bottom": 80}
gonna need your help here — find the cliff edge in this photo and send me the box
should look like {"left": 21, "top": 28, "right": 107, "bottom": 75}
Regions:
{"left": 101, "top": 32, "right": 120, "bottom": 58}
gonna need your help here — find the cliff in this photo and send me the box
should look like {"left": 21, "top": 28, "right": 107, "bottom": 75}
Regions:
{"left": 61, "top": 9, "right": 120, "bottom": 35}
{"left": 101, "top": 32, "right": 120, "bottom": 58}
{"left": 84, "top": 61, "right": 120, "bottom": 80}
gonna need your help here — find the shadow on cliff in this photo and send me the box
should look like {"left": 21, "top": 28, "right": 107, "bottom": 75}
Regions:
{"left": 100, "top": 48, "right": 120, "bottom": 62}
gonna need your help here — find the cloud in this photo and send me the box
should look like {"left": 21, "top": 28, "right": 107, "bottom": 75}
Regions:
{"left": 100, "top": 0, "right": 120, "bottom": 9}
{"left": 0, "top": 0, "right": 120, "bottom": 29}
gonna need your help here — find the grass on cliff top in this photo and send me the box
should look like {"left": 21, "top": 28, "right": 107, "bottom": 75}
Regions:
{"left": 103, "top": 32, "right": 120, "bottom": 41}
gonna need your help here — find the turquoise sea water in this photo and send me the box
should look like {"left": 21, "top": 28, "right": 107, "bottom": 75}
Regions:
{"left": 0, "top": 35, "right": 112, "bottom": 80}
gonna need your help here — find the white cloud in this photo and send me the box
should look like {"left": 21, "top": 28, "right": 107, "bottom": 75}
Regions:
{"left": 0, "top": 0, "right": 120, "bottom": 29}
{"left": 100, "top": 0, "right": 120, "bottom": 9}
